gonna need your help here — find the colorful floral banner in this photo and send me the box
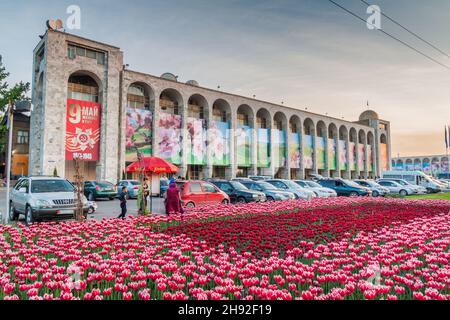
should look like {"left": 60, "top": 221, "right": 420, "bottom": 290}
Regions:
{"left": 257, "top": 128, "right": 270, "bottom": 168}
{"left": 368, "top": 146, "right": 374, "bottom": 173}
{"left": 423, "top": 159, "right": 430, "bottom": 173}
{"left": 414, "top": 161, "right": 422, "bottom": 171}
{"left": 349, "top": 142, "right": 356, "bottom": 171}
{"left": 381, "top": 143, "right": 389, "bottom": 171}
{"left": 158, "top": 113, "right": 182, "bottom": 164}
{"left": 303, "top": 135, "right": 313, "bottom": 169}
{"left": 187, "top": 117, "right": 207, "bottom": 165}
{"left": 237, "top": 125, "right": 252, "bottom": 167}
{"left": 328, "top": 139, "right": 337, "bottom": 170}
{"left": 315, "top": 137, "right": 326, "bottom": 170}
{"left": 339, "top": 140, "right": 347, "bottom": 171}
{"left": 442, "top": 158, "right": 449, "bottom": 173}
{"left": 125, "top": 108, "right": 152, "bottom": 162}
{"left": 358, "top": 144, "right": 365, "bottom": 171}
{"left": 289, "top": 133, "right": 301, "bottom": 169}
{"left": 273, "top": 129, "right": 286, "bottom": 169}
{"left": 210, "top": 121, "right": 230, "bottom": 166}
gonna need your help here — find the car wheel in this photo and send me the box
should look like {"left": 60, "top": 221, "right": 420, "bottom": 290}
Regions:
{"left": 185, "top": 202, "right": 195, "bottom": 209}
{"left": 237, "top": 197, "right": 247, "bottom": 204}
{"left": 349, "top": 191, "right": 358, "bottom": 197}
{"left": 88, "top": 192, "right": 95, "bottom": 201}
{"left": 399, "top": 189, "right": 408, "bottom": 196}
{"left": 221, "top": 199, "right": 229, "bottom": 205}
{"left": 266, "top": 196, "right": 274, "bottom": 201}
{"left": 372, "top": 190, "right": 379, "bottom": 197}
{"left": 109, "top": 197, "right": 115, "bottom": 201}
{"left": 25, "top": 205, "right": 34, "bottom": 226}
{"left": 9, "top": 202, "right": 19, "bottom": 221}
{"left": 88, "top": 206, "right": 94, "bottom": 214}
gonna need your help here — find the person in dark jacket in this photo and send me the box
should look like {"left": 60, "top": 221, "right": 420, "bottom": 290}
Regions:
{"left": 117, "top": 186, "right": 128, "bottom": 219}
{"left": 164, "top": 180, "right": 182, "bottom": 216}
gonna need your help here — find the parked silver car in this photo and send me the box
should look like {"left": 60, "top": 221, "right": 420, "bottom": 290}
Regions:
{"left": 9, "top": 176, "right": 89, "bottom": 225}
{"left": 376, "top": 180, "right": 415, "bottom": 196}
{"left": 354, "top": 180, "right": 390, "bottom": 197}
{"left": 266, "top": 179, "right": 316, "bottom": 200}
{"left": 293, "top": 180, "right": 337, "bottom": 197}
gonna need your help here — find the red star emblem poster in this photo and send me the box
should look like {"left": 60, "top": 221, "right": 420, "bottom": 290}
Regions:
{"left": 65, "top": 99, "right": 101, "bottom": 161}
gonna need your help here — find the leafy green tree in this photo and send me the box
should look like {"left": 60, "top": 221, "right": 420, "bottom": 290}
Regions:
{"left": 0, "top": 55, "right": 31, "bottom": 153}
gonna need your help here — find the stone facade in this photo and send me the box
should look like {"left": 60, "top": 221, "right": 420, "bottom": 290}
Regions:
{"left": 30, "top": 29, "right": 391, "bottom": 182}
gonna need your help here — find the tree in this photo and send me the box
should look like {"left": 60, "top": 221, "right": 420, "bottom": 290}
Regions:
{"left": 0, "top": 55, "right": 31, "bottom": 153}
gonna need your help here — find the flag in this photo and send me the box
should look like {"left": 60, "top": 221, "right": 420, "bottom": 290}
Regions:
{"left": 446, "top": 125, "right": 449, "bottom": 150}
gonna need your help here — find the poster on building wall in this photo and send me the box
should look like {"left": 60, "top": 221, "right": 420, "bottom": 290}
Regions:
{"left": 441, "top": 158, "right": 449, "bottom": 173}
{"left": 328, "top": 139, "right": 337, "bottom": 170}
{"left": 303, "top": 135, "right": 313, "bottom": 169}
{"left": 358, "top": 144, "right": 365, "bottom": 170}
{"left": 315, "top": 137, "right": 325, "bottom": 170}
{"left": 158, "top": 113, "right": 182, "bottom": 164}
{"left": 422, "top": 160, "right": 430, "bottom": 173}
{"left": 210, "top": 121, "right": 230, "bottom": 166}
{"left": 339, "top": 140, "right": 347, "bottom": 171}
{"left": 65, "top": 98, "right": 101, "bottom": 161}
{"left": 381, "top": 143, "right": 389, "bottom": 172}
{"left": 237, "top": 126, "right": 252, "bottom": 167}
{"left": 368, "top": 147, "right": 374, "bottom": 173}
{"left": 405, "top": 162, "right": 414, "bottom": 171}
{"left": 289, "top": 133, "right": 301, "bottom": 169}
{"left": 349, "top": 142, "right": 356, "bottom": 171}
{"left": 431, "top": 160, "right": 441, "bottom": 174}
{"left": 257, "top": 128, "right": 270, "bottom": 168}
{"left": 413, "top": 161, "right": 422, "bottom": 171}
{"left": 394, "top": 162, "right": 403, "bottom": 171}
{"left": 125, "top": 108, "right": 152, "bottom": 162}
{"left": 187, "top": 117, "right": 207, "bottom": 165}
{"left": 273, "top": 129, "right": 286, "bottom": 169}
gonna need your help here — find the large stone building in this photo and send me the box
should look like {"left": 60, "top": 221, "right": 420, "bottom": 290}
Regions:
{"left": 392, "top": 155, "right": 449, "bottom": 176}
{"left": 30, "top": 28, "right": 391, "bottom": 182}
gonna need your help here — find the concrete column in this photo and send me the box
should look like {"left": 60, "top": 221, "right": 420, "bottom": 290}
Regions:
{"left": 180, "top": 100, "right": 188, "bottom": 179}
{"left": 312, "top": 128, "right": 318, "bottom": 175}
{"left": 152, "top": 93, "right": 161, "bottom": 158}
{"left": 251, "top": 115, "right": 258, "bottom": 176}
{"left": 345, "top": 134, "right": 351, "bottom": 179}
{"left": 336, "top": 135, "right": 341, "bottom": 178}
{"left": 205, "top": 104, "right": 213, "bottom": 179}
{"left": 364, "top": 138, "right": 369, "bottom": 178}
{"left": 286, "top": 128, "right": 292, "bottom": 179}
{"left": 269, "top": 125, "right": 275, "bottom": 178}
{"left": 323, "top": 134, "right": 330, "bottom": 178}
{"left": 230, "top": 110, "right": 237, "bottom": 179}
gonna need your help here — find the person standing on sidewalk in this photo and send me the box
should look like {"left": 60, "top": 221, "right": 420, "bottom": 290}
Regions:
{"left": 117, "top": 186, "right": 128, "bottom": 219}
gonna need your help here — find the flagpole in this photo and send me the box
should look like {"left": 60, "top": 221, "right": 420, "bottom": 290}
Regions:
{"left": 4, "top": 102, "right": 14, "bottom": 224}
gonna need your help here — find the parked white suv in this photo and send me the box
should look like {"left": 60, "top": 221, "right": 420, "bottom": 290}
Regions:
{"left": 9, "top": 176, "right": 89, "bottom": 225}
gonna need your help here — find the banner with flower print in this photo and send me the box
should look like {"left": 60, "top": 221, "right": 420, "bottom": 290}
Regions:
{"left": 303, "top": 135, "right": 313, "bottom": 169}
{"left": 289, "top": 133, "right": 301, "bottom": 169}
{"left": 358, "top": 144, "right": 365, "bottom": 171}
{"left": 257, "top": 128, "right": 270, "bottom": 168}
{"left": 316, "top": 137, "right": 326, "bottom": 170}
{"left": 187, "top": 117, "right": 207, "bottom": 165}
{"left": 349, "top": 142, "right": 356, "bottom": 171}
{"left": 237, "top": 125, "right": 252, "bottom": 167}
{"left": 273, "top": 129, "right": 286, "bottom": 169}
{"left": 328, "top": 139, "right": 337, "bottom": 170}
{"left": 158, "top": 113, "right": 182, "bottom": 164}
{"left": 125, "top": 108, "right": 152, "bottom": 162}
{"left": 210, "top": 121, "right": 230, "bottom": 166}
{"left": 339, "top": 140, "right": 347, "bottom": 171}
{"left": 65, "top": 99, "right": 101, "bottom": 161}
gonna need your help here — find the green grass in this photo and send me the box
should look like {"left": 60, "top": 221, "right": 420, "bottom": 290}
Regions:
{"left": 407, "top": 192, "right": 450, "bottom": 201}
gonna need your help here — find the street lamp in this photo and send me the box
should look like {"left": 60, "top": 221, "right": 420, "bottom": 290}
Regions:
{"left": 3, "top": 101, "right": 15, "bottom": 224}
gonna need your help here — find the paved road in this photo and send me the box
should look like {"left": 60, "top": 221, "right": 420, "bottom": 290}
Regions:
{"left": 0, "top": 188, "right": 166, "bottom": 223}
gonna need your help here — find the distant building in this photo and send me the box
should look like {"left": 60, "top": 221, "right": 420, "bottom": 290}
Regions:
{"left": 1, "top": 111, "right": 30, "bottom": 179}
{"left": 29, "top": 28, "right": 391, "bottom": 182}
{"left": 392, "top": 155, "right": 449, "bottom": 177}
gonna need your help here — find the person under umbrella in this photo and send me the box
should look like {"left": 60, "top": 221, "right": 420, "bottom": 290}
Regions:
{"left": 164, "top": 178, "right": 182, "bottom": 216}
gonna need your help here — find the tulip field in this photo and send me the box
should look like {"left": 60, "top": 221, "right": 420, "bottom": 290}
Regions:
{"left": 1, "top": 197, "right": 450, "bottom": 300}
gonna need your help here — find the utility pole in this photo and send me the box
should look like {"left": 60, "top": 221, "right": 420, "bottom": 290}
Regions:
{"left": 73, "top": 157, "right": 85, "bottom": 221}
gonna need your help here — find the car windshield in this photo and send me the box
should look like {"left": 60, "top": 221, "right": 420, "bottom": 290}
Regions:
{"left": 284, "top": 180, "right": 302, "bottom": 189}
{"left": 396, "top": 180, "right": 409, "bottom": 186}
{"left": 364, "top": 181, "right": 379, "bottom": 187}
{"left": 344, "top": 180, "right": 362, "bottom": 188}
{"left": 257, "top": 182, "right": 278, "bottom": 190}
{"left": 305, "top": 181, "right": 321, "bottom": 188}
{"left": 229, "top": 181, "right": 248, "bottom": 190}
{"left": 31, "top": 180, "right": 75, "bottom": 193}
{"left": 129, "top": 181, "right": 140, "bottom": 185}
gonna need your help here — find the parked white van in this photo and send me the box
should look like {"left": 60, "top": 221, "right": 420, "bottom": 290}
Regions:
{"left": 381, "top": 171, "right": 442, "bottom": 193}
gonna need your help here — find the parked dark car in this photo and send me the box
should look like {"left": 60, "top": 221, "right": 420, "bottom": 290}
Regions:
{"left": 240, "top": 180, "right": 295, "bottom": 201}
{"left": 84, "top": 181, "right": 117, "bottom": 201}
{"left": 210, "top": 179, "right": 266, "bottom": 204}
{"left": 317, "top": 178, "right": 371, "bottom": 197}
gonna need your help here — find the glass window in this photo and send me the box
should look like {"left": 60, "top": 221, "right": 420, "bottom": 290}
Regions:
{"left": 203, "top": 183, "right": 217, "bottom": 193}
{"left": 17, "top": 130, "right": 29, "bottom": 144}
{"left": 189, "top": 182, "right": 202, "bottom": 193}
{"left": 76, "top": 46, "right": 86, "bottom": 56}
{"left": 31, "top": 180, "right": 74, "bottom": 193}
